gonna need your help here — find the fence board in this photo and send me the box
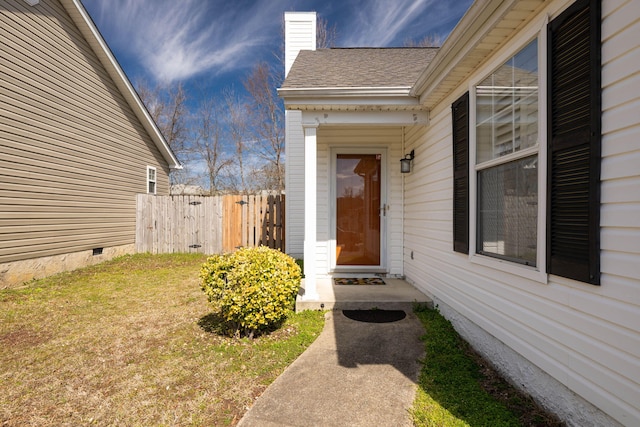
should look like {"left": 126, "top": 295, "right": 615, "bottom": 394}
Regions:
{"left": 136, "top": 193, "right": 284, "bottom": 254}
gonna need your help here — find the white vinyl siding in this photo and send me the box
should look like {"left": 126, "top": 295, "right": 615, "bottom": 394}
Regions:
{"left": 0, "top": 0, "right": 170, "bottom": 264}
{"left": 282, "top": 12, "right": 316, "bottom": 259}
{"left": 404, "top": 0, "right": 640, "bottom": 425}
{"left": 284, "top": 110, "right": 305, "bottom": 258}
{"left": 601, "top": 0, "right": 640, "bottom": 292}
{"left": 284, "top": 12, "right": 316, "bottom": 77}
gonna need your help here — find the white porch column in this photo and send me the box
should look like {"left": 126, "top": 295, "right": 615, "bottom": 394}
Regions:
{"left": 302, "top": 124, "right": 318, "bottom": 300}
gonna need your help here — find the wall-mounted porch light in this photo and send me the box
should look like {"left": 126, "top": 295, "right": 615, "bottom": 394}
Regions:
{"left": 400, "top": 149, "right": 415, "bottom": 173}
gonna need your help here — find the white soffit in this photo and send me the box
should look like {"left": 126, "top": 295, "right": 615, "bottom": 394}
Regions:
{"left": 413, "top": 0, "right": 546, "bottom": 109}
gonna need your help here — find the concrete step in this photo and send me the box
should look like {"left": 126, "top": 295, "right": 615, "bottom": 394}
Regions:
{"left": 295, "top": 277, "right": 432, "bottom": 312}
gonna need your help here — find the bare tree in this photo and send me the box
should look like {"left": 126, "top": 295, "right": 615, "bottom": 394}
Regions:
{"left": 136, "top": 79, "right": 188, "bottom": 153}
{"left": 135, "top": 80, "right": 163, "bottom": 125}
{"left": 193, "top": 98, "right": 232, "bottom": 195}
{"left": 223, "top": 88, "right": 249, "bottom": 193}
{"left": 134, "top": 14, "right": 337, "bottom": 194}
{"left": 135, "top": 79, "right": 191, "bottom": 185}
{"left": 403, "top": 34, "right": 444, "bottom": 47}
{"left": 316, "top": 16, "right": 338, "bottom": 49}
{"left": 161, "top": 84, "right": 188, "bottom": 153}
{"left": 243, "top": 61, "right": 285, "bottom": 191}
{"left": 240, "top": 15, "right": 336, "bottom": 193}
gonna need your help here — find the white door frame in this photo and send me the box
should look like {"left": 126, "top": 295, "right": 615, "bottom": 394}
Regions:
{"left": 329, "top": 146, "right": 388, "bottom": 274}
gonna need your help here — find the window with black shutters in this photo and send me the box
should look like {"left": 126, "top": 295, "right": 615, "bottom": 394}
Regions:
{"left": 475, "top": 40, "right": 539, "bottom": 266}
{"left": 451, "top": 0, "right": 601, "bottom": 285}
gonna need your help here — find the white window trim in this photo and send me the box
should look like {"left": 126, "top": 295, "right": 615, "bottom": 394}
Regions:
{"left": 147, "top": 166, "right": 157, "bottom": 194}
{"left": 468, "top": 21, "right": 548, "bottom": 284}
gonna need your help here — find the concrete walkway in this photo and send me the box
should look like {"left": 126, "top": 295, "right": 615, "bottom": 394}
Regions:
{"left": 237, "top": 309, "right": 426, "bottom": 426}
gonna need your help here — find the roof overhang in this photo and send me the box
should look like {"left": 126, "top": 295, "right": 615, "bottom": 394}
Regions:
{"left": 278, "top": 86, "right": 413, "bottom": 99}
{"left": 411, "top": 0, "right": 546, "bottom": 110}
{"left": 279, "top": 86, "right": 428, "bottom": 125}
{"left": 59, "top": 0, "right": 182, "bottom": 170}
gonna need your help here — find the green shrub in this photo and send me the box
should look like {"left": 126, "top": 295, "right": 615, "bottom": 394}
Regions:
{"left": 200, "top": 246, "right": 302, "bottom": 338}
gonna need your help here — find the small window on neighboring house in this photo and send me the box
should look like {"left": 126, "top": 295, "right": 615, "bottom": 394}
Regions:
{"left": 452, "top": 0, "right": 600, "bottom": 284}
{"left": 147, "top": 166, "right": 157, "bottom": 194}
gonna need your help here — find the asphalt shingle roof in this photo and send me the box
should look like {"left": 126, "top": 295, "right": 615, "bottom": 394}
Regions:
{"left": 281, "top": 47, "right": 439, "bottom": 89}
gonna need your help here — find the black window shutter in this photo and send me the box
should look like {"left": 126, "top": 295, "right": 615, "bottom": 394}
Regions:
{"left": 452, "top": 92, "right": 470, "bottom": 254}
{"left": 547, "top": 0, "right": 601, "bottom": 284}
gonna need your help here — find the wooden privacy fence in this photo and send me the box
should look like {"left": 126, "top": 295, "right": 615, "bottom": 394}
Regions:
{"left": 136, "top": 193, "right": 285, "bottom": 254}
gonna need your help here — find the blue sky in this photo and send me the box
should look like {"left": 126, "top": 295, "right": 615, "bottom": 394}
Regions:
{"left": 81, "top": 0, "right": 472, "bottom": 105}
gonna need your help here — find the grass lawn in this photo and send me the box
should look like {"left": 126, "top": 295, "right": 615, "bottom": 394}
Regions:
{"left": 412, "top": 306, "right": 563, "bottom": 427}
{"left": 0, "top": 253, "right": 324, "bottom": 426}
{"left": 1, "top": 253, "right": 561, "bottom": 426}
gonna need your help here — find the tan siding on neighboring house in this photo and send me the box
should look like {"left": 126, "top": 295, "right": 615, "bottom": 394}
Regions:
{"left": 0, "top": 0, "right": 170, "bottom": 265}
{"left": 404, "top": 1, "right": 640, "bottom": 425}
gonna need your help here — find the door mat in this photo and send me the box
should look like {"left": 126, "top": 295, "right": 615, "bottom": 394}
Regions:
{"left": 333, "top": 277, "right": 385, "bottom": 286}
{"left": 343, "top": 309, "right": 406, "bottom": 323}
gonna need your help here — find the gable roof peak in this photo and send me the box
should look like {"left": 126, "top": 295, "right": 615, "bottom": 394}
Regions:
{"left": 59, "top": 0, "right": 181, "bottom": 169}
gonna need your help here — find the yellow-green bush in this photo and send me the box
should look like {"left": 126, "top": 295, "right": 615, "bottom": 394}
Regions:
{"left": 200, "top": 246, "right": 301, "bottom": 338}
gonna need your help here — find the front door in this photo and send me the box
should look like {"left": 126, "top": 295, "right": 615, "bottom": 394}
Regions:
{"left": 335, "top": 153, "right": 382, "bottom": 266}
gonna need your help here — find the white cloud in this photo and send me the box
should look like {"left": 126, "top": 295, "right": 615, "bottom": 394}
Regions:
{"left": 337, "top": 0, "right": 425, "bottom": 46}
{"left": 82, "top": 0, "right": 472, "bottom": 85}
{"left": 85, "top": 0, "right": 283, "bottom": 83}
{"left": 338, "top": 0, "right": 468, "bottom": 47}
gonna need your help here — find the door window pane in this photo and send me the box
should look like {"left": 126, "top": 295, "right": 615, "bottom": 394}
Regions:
{"left": 336, "top": 154, "right": 381, "bottom": 266}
